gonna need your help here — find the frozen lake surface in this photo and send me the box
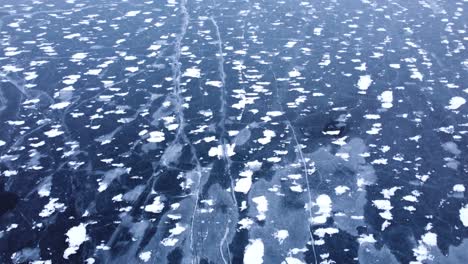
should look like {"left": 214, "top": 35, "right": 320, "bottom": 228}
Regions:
{"left": 0, "top": 0, "right": 467, "bottom": 263}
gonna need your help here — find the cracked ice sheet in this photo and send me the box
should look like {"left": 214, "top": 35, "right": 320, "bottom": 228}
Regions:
{"left": 1, "top": 0, "right": 467, "bottom": 263}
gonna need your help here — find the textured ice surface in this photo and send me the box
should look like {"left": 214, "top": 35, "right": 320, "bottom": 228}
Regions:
{"left": 0, "top": 0, "right": 466, "bottom": 263}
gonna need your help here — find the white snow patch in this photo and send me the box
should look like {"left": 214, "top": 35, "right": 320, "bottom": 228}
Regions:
{"left": 288, "top": 69, "right": 301, "bottom": 78}
{"left": 44, "top": 128, "right": 64, "bottom": 138}
{"left": 282, "top": 257, "right": 305, "bottom": 264}
{"left": 378, "top": 91, "right": 393, "bottom": 108}
{"left": 125, "top": 67, "right": 139, "bottom": 73}
{"left": 50, "top": 102, "right": 71, "bottom": 110}
{"left": 183, "top": 67, "right": 201, "bottom": 78}
{"left": 71, "top": 53, "right": 87, "bottom": 61}
{"left": 148, "top": 44, "right": 161, "bottom": 51}
{"left": 357, "top": 75, "right": 372, "bottom": 91}
{"left": 145, "top": 196, "right": 164, "bottom": 213}
{"left": 235, "top": 170, "right": 253, "bottom": 194}
{"left": 63, "top": 223, "right": 87, "bottom": 259}
{"left": 85, "top": 69, "right": 102, "bottom": 76}
{"left": 460, "top": 204, "right": 468, "bottom": 227}
{"left": 335, "top": 186, "right": 350, "bottom": 195}
{"left": 208, "top": 144, "right": 236, "bottom": 159}
{"left": 453, "top": 184, "right": 465, "bottom": 192}
{"left": 243, "top": 239, "right": 264, "bottom": 264}
{"left": 39, "top": 198, "right": 65, "bottom": 217}
{"left": 139, "top": 251, "right": 151, "bottom": 262}
{"left": 314, "top": 227, "right": 339, "bottom": 237}
{"left": 258, "top": 129, "right": 276, "bottom": 145}
{"left": 274, "top": 230, "right": 289, "bottom": 244}
{"left": 373, "top": 200, "right": 393, "bottom": 221}
{"left": 421, "top": 232, "right": 437, "bottom": 247}
{"left": 252, "top": 196, "right": 268, "bottom": 221}
{"left": 125, "top": 10, "right": 141, "bottom": 17}
{"left": 312, "top": 194, "right": 332, "bottom": 224}
{"left": 446, "top": 96, "right": 466, "bottom": 110}
{"left": 205, "top": 80, "right": 223, "bottom": 87}
{"left": 238, "top": 218, "right": 254, "bottom": 230}
{"left": 147, "top": 131, "right": 165, "bottom": 143}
